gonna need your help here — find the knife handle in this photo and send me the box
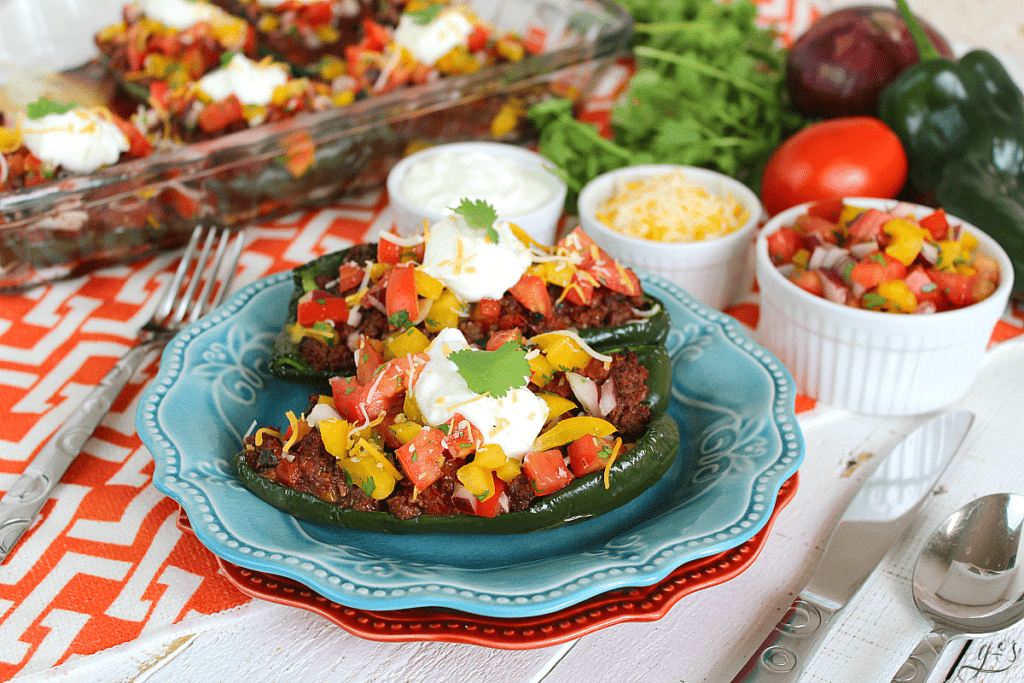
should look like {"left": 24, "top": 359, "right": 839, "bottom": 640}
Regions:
{"left": 731, "top": 591, "right": 841, "bottom": 682}
{"left": 889, "top": 630, "right": 950, "bottom": 683}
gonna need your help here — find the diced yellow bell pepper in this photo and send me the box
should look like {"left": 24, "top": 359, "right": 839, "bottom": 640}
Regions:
{"left": 884, "top": 218, "right": 929, "bottom": 242}
{"left": 878, "top": 280, "right": 917, "bottom": 313}
{"left": 532, "top": 416, "right": 616, "bottom": 452}
{"left": 317, "top": 395, "right": 335, "bottom": 407}
{"left": 318, "top": 55, "right": 347, "bottom": 80}
{"left": 495, "top": 37, "right": 525, "bottom": 62}
{"left": 340, "top": 453, "right": 396, "bottom": 500}
{"left": 528, "top": 353, "right": 556, "bottom": 387}
{"left": 389, "top": 420, "right": 423, "bottom": 446}
{"left": 936, "top": 240, "right": 962, "bottom": 269}
{"left": 839, "top": 205, "right": 866, "bottom": 226}
{"left": 495, "top": 459, "right": 522, "bottom": 483}
{"left": 791, "top": 248, "right": 810, "bottom": 270}
{"left": 457, "top": 462, "right": 495, "bottom": 500}
{"left": 536, "top": 336, "right": 590, "bottom": 372}
{"left": 960, "top": 230, "right": 979, "bottom": 251}
{"left": 490, "top": 101, "right": 522, "bottom": 138}
{"left": 425, "top": 290, "right": 466, "bottom": 333}
{"left": 387, "top": 326, "right": 431, "bottom": 357}
{"left": 885, "top": 237, "right": 923, "bottom": 266}
{"left": 354, "top": 438, "right": 404, "bottom": 481}
{"left": 315, "top": 25, "right": 339, "bottom": 44}
{"left": 473, "top": 444, "right": 507, "bottom": 470}
{"left": 319, "top": 418, "right": 350, "bottom": 460}
{"left": 403, "top": 392, "right": 424, "bottom": 424}
{"left": 538, "top": 393, "right": 577, "bottom": 421}
{"left": 414, "top": 269, "right": 445, "bottom": 300}
{"left": 368, "top": 262, "right": 392, "bottom": 281}
{"left": 0, "top": 127, "right": 22, "bottom": 155}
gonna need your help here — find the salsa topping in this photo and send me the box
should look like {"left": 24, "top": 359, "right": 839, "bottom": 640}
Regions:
{"left": 767, "top": 199, "right": 1001, "bottom": 313}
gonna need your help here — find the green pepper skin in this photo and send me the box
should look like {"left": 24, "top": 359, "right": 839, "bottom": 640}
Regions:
{"left": 936, "top": 125, "right": 1024, "bottom": 295}
{"left": 270, "top": 245, "right": 671, "bottom": 384}
{"left": 238, "top": 344, "right": 680, "bottom": 534}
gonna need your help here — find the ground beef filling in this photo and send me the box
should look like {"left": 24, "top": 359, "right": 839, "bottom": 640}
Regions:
{"left": 295, "top": 260, "right": 650, "bottom": 373}
{"left": 242, "top": 352, "right": 651, "bottom": 520}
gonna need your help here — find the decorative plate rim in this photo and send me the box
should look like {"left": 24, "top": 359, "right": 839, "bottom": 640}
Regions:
{"left": 138, "top": 269, "right": 804, "bottom": 618}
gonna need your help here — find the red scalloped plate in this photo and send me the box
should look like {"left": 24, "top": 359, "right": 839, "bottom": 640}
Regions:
{"left": 176, "top": 473, "right": 796, "bottom": 649}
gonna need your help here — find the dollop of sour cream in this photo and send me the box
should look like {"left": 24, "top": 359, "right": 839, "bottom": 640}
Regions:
{"left": 393, "top": 7, "right": 474, "bottom": 65}
{"left": 419, "top": 214, "right": 533, "bottom": 302}
{"left": 401, "top": 150, "right": 557, "bottom": 217}
{"left": 197, "top": 54, "right": 289, "bottom": 106}
{"left": 413, "top": 328, "right": 548, "bottom": 460}
{"left": 139, "top": 0, "right": 242, "bottom": 31}
{"left": 20, "top": 109, "right": 129, "bottom": 173}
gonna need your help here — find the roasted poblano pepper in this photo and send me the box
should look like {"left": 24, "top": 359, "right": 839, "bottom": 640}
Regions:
{"left": 878, "top": 0, "right": 1024, "bottom": 295}
{"left": 237, "top": 344, "right": 680, "bottom": 534}
{"left": 270, "top": 244, "right": 672, "bottom": 384}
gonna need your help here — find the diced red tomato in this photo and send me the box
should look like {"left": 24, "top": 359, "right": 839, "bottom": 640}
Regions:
{"left": 926, "top": 269, "right": 978, "bottom": 308}
{"left": 395, "top": 426, "right": 447, "bottom": 492}
{"left": 794, "top": 214, "right": 841, "bottom": 244}
{"left": 846, "top": 209, "right": 891, "bottom": 243}
{"left": 904, "top": 266, "right": 949, "bottom": 312}
{"left": 361, "top": 18, "right": 390, "bottom": 52}
{"left": 148, "top": 33, "right": 181, "bottom": 56}
{"left": 475, "top": 298, "right": 502, "bottom": 319}
{"left": 523, "top": 449, "right": 574, "bottom": 496}
{"left": 355, "top": 335, "right": 385, "bottom": 385}
{"left": 110, "top": 115, "right": 153, "bottom": 158}
{"left": 790, "top": 269, "right": 823, "bottom": 297}
{"left": 848, "top": 260, "right": 886, "bottom": 291}
{"left": 919, "top": 208, "right": 951, "bottom": 241}
{"left": 360, "top": 354, "right": 428, "bottom": 421}
{"left": 767, "top": 227, "right": 803, "bottom": 264}
{"left": 587, "top": 258, "right": 641, "bottom": 296}
{"left": 179, "top": 44, "right": 210, "bottom": 79}
{"left": 869, "top": 251, "right": 908, "bottom": 283}
{"left": 806, "top": 198, "right": 844, "bottom": 222}
{"left": 467, "top": 24, "right": 490, "bottom": 52}
{"left": 472, "top": 477, "right": 507, "bottom": 517}
{"left": 509, "top": 274, "right": 553, "bottom": 317}
{"left": 443, "top": 413, "right": 482, "bottom": 459}
{"left": 337, "top": 263, "right": 365, "bottom": 293}
{"left": 297, "top": 290, "right": 348, "bottom": 327}
{"left": 557, "top": 227, "right": 600, "bottom": 268}
{"left": 485, "top": 328, "right": 524, "bottom": 352}
{"left": 385, "top": 263, "right": 418, "bottom": 323}
{"left": 377, "top": 234, "right": 403, "bottom": 264}
{"left": 197, "top": 95, "right": 244, "bottom": 133}
{"left": 567, "top": 434, "right": 615, "bottom": 477}
{"left": 563, "top": 271, "right": 595, "bottom": 305}
{"left": 329, "top": 376, "right": 365, "bottom": 422}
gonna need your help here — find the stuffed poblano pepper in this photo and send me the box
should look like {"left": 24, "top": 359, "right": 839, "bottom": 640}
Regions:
{"left": 271, "top": 200, "right": 670, "bottom": 384}
{"left": 237, "top": 335, "right": 679, "bottom": 535}
{"left": 878, "top": 0, "right": 1024, "bottom": 295}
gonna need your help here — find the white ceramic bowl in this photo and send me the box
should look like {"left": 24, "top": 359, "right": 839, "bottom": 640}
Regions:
{"left": 756, "top": 198, "right": 1015, "bottom": 416}
{"left": 576, "top": 164, "right": 762, "bottom": 311}
{"left": 386, "top": 141, "right": 567, "bottom": 245}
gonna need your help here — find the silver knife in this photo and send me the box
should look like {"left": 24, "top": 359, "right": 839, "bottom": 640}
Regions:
{"left": 731, "top": 409, "right": 975, "bottom": 683}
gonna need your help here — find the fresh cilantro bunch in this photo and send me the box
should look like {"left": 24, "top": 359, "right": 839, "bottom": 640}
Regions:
{"left": 529, "top": 0, "right": 808, "bottom": 207}
{"left": 449, "top": 341, "right": 530, "bottom": 398}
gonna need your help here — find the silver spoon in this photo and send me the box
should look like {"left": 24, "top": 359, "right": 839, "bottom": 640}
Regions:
{"left": 891, "top": 493, "right": 1024, "bottom": 682}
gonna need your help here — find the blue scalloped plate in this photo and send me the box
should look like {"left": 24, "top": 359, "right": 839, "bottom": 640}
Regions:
{"left": 139, "top": 271, "right": 803, "bottom": 618}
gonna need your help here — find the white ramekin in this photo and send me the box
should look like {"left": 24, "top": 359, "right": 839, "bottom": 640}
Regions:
{"left": 755, "top": 198, "right": 1015, "bottom": 416}
{"left": 576, "top": 164, "right": 763, "bottom": 311}
{"left": 386, "top": 141, "right": 567, "bottom": 245}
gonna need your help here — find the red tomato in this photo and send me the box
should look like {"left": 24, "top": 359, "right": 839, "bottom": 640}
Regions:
{"left": 337, "top": 263, "right": 365, "bottom": 292}
{"left": 567, "top": 434, "right": 615, "bottom": 477}
{"left": 355, "top": 335, "right": 385, "bottom": 385}
{"left": 509, "top": 274, "right": 553, "bottom": 317}
{"left": 485, "top": 328, "right": 524, "bottom": 352}
{"left": 297, "top": 291, "right": 348, "bottom": 327}
{"left": 442, "top": 413, "right": 482, "bottom": 459}
{"left": 475, "top": 298, "right": 502, "bottom": 319}
{"left": 760, "top": 117, "right": 908, "bottom": 217}
{"left": 197, "top": 95, "right": 244, "bottom": 133}
{"left": 766, "top": 227, "right": 802, "bottom": 264}
{"left": 385, "top": 263, "right": 418, "bottom": 323}
{"left": 523, "top": 449, "right": 574, "bottom": 495}
{"left": 395, "top": 426, "right": 446, "bottom": 492}
{"left": 472, "top": 477, "right": 507, "bottom": 518}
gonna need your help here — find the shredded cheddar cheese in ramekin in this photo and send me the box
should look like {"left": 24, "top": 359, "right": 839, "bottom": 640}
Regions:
{"left": 596, "top": 170, "right": 750, "bottom": 243}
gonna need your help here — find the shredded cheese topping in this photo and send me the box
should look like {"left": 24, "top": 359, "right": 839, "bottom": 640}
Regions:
{"left": 596, "top": 171, "right": 750, "bottom": 243}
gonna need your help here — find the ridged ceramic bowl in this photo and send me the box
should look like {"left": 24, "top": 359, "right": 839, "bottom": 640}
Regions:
{"left": 576, "top": 164, "right": 762, "bottom": 311}
{"left": 386, "top": 141, "right": 567, "bottom": 244}
{"left": 755, "top": 198, "right": 1014, "bottom": 416}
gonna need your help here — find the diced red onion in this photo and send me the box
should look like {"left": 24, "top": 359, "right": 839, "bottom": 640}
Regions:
{"left": 919, "top": 241, "right": 939, "bottom": 264}
{"left": 452, "top": 486, "right": 478, "bottom": 514}
{"left": 598, "top": 379, "right": 618, "bottom": 417}
{"left": 818, "top": 268, "right": 849, "bottom": 305}
{"left": 849, "top": 241, "right": 879, "bottom": 259}
{"left": 567, "top": 373, "right": 601, "bottom": 416}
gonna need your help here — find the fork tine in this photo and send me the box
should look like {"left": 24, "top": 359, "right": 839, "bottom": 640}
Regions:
{"left": 172, "top": 227, "right": 218, "bottom": 325}
{"left": 213, "top": 230, "right": 245, "bottom": 308}
{"left": 153, "top": 226, "right": 204, "bottom": 323}
{"left": 189, "top": 228, "right": 232, "bottom": 324}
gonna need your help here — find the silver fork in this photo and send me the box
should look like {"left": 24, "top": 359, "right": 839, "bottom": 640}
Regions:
{"left": 0, "top": 224, "right": 245, "bottom": 562}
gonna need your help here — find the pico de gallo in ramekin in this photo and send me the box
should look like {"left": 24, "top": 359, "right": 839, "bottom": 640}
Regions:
{"left": 238, "top": 328, "right": 677, "bottom": 530}
{"left": 271, "top": 200, "right": 668, "bottom": 383}
{"left": 765, "top": 198, "right": 1001, "bottom": 313}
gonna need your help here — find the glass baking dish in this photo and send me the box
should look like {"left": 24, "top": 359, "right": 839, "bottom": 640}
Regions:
{"left": 0, "top": 0, "right": 632, "bottom": 290}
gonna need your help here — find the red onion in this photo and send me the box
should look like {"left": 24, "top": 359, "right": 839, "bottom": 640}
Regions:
{"left": 786, "top": 5, "right": 954, "bottom": 118}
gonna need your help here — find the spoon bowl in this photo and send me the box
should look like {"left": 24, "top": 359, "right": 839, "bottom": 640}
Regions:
{"left": 892, "top": 493, "right": 1024, "bottom": 682}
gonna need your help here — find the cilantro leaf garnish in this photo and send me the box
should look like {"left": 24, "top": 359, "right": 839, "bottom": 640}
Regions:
{"left": 26, "top": 97, "right": 77, "bottom": 120}
{"left": 451, "top": 198, "right": 499, "bottom": 244}
{"left": 449, "top": 341, "right": 530, "bottom": 398}
{"left": 388, "top": 310, "right": 413, "bottom": 330}
{"left": 407, "top": 2, "right": 444, "bottom": 25}
{"left": 220, "top": 51, "right": 238, "bottom": 68}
